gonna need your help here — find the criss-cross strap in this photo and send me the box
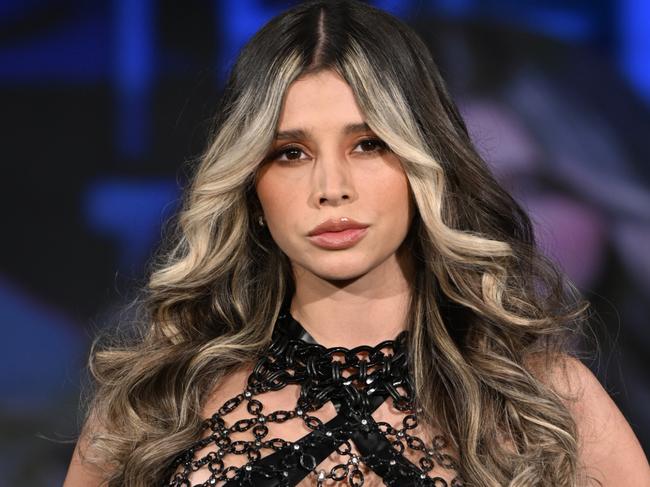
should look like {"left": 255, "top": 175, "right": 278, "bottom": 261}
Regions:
{"left": 165, "top": 311, "right": 464, "bottom": 487}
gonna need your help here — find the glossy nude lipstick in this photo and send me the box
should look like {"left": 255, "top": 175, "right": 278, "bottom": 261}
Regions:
{"left": 307, "top": 217, "right": 369, "bottom": 250}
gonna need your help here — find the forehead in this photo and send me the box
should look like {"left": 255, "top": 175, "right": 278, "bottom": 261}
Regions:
{"left": 277, "top": 70, "right": 366, "bottom": 131}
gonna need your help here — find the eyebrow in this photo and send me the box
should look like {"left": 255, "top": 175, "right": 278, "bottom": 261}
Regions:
{"left": 274, "top": 122, "right": 372, "bottom": 140}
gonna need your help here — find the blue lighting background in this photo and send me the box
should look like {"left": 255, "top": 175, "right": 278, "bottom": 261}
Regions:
{"left": 1, "top": 1, "right": 648, "bottom": 483}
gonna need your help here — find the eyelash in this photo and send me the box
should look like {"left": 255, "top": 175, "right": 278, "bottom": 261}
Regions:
{"left": 269, "top": 137, "right": 389, "bottom": 164}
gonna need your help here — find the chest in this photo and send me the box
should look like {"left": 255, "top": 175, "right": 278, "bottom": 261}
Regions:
{"left": 169, "top": 366, "right": 463, "bottom": 486}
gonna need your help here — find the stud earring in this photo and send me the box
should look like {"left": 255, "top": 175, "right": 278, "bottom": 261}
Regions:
{"left": 258, "top": 215, "right": 265, "bottom": 227}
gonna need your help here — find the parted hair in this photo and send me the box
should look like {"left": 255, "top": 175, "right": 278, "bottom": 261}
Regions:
{"left": 79, "top": 1, "right": 591, "bottom": 485}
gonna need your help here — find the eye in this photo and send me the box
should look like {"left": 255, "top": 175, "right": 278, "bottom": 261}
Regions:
{"left": 353, "top": 137, "right": 388, "bottom": 154}
{"left": 274, "top": 145, "right": 308, "bottom": 162}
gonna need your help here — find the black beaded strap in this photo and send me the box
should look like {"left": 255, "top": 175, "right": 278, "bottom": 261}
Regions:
{"left": 165, "top": 311, "right": 464, "bottom": 487}
{"left": 249, "top": 312, "right": 414, "bottom": 414}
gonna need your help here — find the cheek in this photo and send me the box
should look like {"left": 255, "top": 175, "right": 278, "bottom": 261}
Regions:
{"left": 255, "top": 170, "right": 285, "bottom": 219}
{"left": 255, "top": 174, "right": 298, "bottom": 244}
{"left": 371, "top": 171, "right": 412, "bottom": 218}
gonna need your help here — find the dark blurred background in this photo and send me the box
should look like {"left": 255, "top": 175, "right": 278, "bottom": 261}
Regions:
{"left": 1, "top": 0, "right": 649, "bottom": 484}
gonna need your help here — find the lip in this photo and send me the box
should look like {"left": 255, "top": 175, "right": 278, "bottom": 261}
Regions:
{"left": 308, "top": 217, "right": 369, "bottom": 236}
{"left": 307, "top": 227, "right": 369, "bottom": 250}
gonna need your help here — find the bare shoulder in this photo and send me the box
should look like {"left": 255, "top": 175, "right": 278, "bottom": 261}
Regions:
{"left": 200, "top": 362, "right": 255, "bottom": 419}
{"left": 62, "top": 413, "right": 113, "bottom": 487}
{"left": 527, "top": 353, "right": 650, "bottom": 486}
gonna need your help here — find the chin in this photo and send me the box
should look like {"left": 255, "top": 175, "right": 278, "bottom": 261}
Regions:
{"left": 318, "top": 269, "right": 367, "bottom": 282}
{"left": 302, "top": 257, "right": 377, "bottom": 282}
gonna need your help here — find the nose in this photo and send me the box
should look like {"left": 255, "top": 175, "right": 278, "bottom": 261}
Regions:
{"left": 310, "top": 151, "right": 358, "bottom": 207}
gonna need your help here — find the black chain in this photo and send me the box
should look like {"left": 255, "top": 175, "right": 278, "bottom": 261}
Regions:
{"left": 165, "top": 313, "right": 464, "bottom": 486}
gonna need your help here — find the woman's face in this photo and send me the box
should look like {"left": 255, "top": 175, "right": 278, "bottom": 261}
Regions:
{"left": 254, "top": 69, "right": 414, "bottom": 282}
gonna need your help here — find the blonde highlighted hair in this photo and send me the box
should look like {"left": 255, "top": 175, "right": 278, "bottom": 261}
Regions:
{"left": 79, "top": 1, "right": 590, "bottom": 485}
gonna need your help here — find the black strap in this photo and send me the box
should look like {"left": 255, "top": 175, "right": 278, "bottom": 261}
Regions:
{"left": 223, "top": 392, "right": 432, "bottom": 486}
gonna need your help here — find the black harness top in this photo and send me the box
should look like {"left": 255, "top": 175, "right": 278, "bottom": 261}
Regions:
{"left": 165, "top": 310, "right": 463, "bottom": 486}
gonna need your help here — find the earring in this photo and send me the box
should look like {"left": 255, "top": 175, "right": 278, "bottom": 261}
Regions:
{"left": 258, "top": 215, "right": 265, "bottom": 227}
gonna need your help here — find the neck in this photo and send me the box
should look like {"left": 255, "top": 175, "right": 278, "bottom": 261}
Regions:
{"left": 289, "top": 247, "right": 414, "bottom": 348}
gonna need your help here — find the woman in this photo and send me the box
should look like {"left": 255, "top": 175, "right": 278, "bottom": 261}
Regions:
{"left": 64, "top": 1, "right": 649, "bottom": 486}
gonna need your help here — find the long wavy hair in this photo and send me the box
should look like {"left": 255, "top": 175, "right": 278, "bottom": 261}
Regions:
{"left": 78, "top": 1, "right": 591, "bottom": 485}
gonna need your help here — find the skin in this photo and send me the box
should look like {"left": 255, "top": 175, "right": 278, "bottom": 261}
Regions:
{"left": 254, "top": 69, "right": 416, "bottom": 348}
{"left": 532, "top": 355, "right": 650, "bottom": 485}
